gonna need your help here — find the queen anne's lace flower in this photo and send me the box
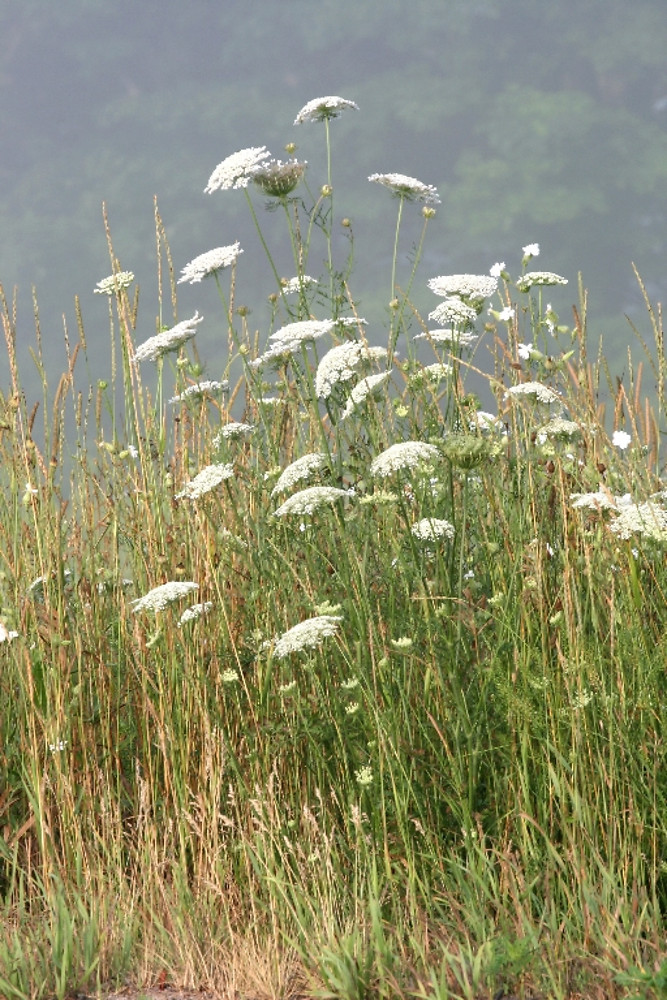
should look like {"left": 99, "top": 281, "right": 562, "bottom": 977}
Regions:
{"left": 570, "top": 488, "right": 622, "bottom": 511}
{"left": 414, "top": 328, "right": 479, "bottom": 348}
{"left": 271, "top": 453, "right": 328, "bottom": 496}
{"left": 411, "top": 518, "right": 455, "bottom": 542}
{"left": 134, "top": 313, "right": 203, "bottom": 363}
{"left": 131, "top": 581, "right": 199, "bottom": 613}
{"left": 609, "top": 500, "right": 667, "bottom": 541}
{"left": 315, "top": 343, "right": 386, "bottom": 399}
{"left": 428, "top": 274, "right": 497, "bottom": 301}
{"left": 516, "top": 271, "right": 568, "bottom": 292}
{"left": 94, "top": 271, "right": 134, "bottom": 295}
{"left": 370, "top": 441, "right": 440, "bottom": 477}
{"left": 282, "top": 275, "right": 316, "bottom": 294}
{"left": 178, "top": 602, "right": 213, "bottom": 625}
{"left": 294, "top": 96, "right": 359, "bottom": 124}
{"left": 175, "top": 463, "right": 234, "bottom": 500}
{"left": 214, "top": 422, "right": 254, "bottom": 444}
{"left": 340, "top": 372, "right": 391, "bottom": 419}
{"left": 251, "top": 320, "right": 337, "bottom": 369}
{"left": 505, "top": 382, "right": 562, "bottom": 406}
{"left": 536, "top": 417, "right": 582, "bottom": 443}
{"left": 274, "top": 614, "right": 343, "bottom": 658}
{"left": 252, "top": 159, "right": 307, "bottom": 197}
{"left": 368, "top": 172, "right": 440, "bottom": 205}
{"left": 273, "top": 486, "right": 352, "bottom": 517}
{"left": 428, "top": 299, "right": 478, "bottom": 327}
{"left": 178, "top": 244, "right": 243, "bottom": 284}
{"left": 169, "top": 380, "right": 229, "bottom": 404}
{"left": 205, "top": 147, "right": 271, "bottom": 192}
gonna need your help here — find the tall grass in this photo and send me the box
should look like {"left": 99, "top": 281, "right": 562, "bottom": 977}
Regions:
{"left": 0, "top": 97, "right": 665, "bottom": 1000}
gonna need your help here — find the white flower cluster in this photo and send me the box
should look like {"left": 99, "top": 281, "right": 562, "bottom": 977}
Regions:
{"left": 570, "top": 487, "right": 622, "bottom": 511}
{"left": 414, "top": 328, "right": 479, "bottom": 348}
{"left": 271, "top": 452, "right": 328, "bottom": 496}
{"left": 536, "top": 417, "right": 582, "bottom": 443}
{"left": 315, "top": 342, "right": 386, "bottom": 399}
{"left": 131, "top": 581, "right": 199, "bottom": 613}
{"left": 516, "top": 271, "right": 568, "bottom": 292}
{"left": 505, "top": 381, "right": 562, "bottom": 406}
{"left": 214, "top": 421, "right": 254, "bottom": 443}
{"left": 178, "top": 602, "right": 213, "bottom": 626}
{"left": 370, "top": 441, "right": 440, "bottom": 477}
{"left": 469, "top": 411, "right": 505, "bottom": 433}
{"left": 411, "top": 517, "right": 455, "bottom": 542}
{"left": 281, "top": 275, "right": 316, "bottom": 294}
{"left": 428, "top": 299, "right": 478, "bottom": 327}
{"left": 205, "top": 146, "right": 271, "bottom": 192}
{"left": 94, "top": 271, "right": 135, "bottom": 295}
{"left": 134, "top": 312, "right": 203, "bottom": 363}
{"left": 178, "top": 244, "right": 243, "bottom": 284}
{"left": 368, "top": 172, "right": 440, "bottom": 205}
{"left": 427, "top": 274, "right": 498, "bottom": 302}
{"left": 340, "top": 372, "right": 391, "bottom": 419}
{"left": 273, "top": 486, "right": 352, "bottom": 517}
{"left": 175, "top": 462, "right": 234, "bottom": 501}
{"left": 294, "top": 96, "right": 359, "bottom": 124}
{"left": 169, "top": 380, "right": 229, "bottom": 404}
{"left": 274, "top": 614, "right": 343, "bottom": 658}
{"left": 251, "top": 319, "right": 336, "bottom": 368}
{"left": 609, "top": 500, "right": 667, "bottom": 541}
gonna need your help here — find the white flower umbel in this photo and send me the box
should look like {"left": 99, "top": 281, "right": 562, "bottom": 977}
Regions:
{"left": 428, "top": 299, "right": 478, "bottom": 327}
{"left": 178, "top": 602, "right": 213, "bottom": 626}
{"left": 94, "top": 271, "right": 134, "bottom": 295}
{"left": 169, "top": 380, "right": 229, "bottom": 404}
{"left": 131, "top": 581, "right": 199, "bottom": 613}
{"left": 340, "top": 371, "right": 391, "bottom": 419}
{"left": 134, "top": 312, "right": 204, "bottom": 363}
{"left": 414, "top": 328, "right": 479, "bottom": 348}
{"left": 273, "top": 486, "right": 351, "bottom": 517}
{"left": 252, "top": 159, "right": 307, "bottom": 197}
{"left": 609, "top": 500, "right": 667, "bottom": 541}
{"left": 252, "top": 319, "right": 336, "bottom": 369}
{"left": 612, "top": 430, "right": 632, "bottom": 450}
{"left": 427, "top": 274, "right": 497, "bottom": 302}
{"left": 214, "top": 421, "right": 254, "bottom": 444}
{"left": 281, "top": 275, "right": 316, "bottom": 294}
{"left": 274, "top": 614, "right": 343, "bottom": 658}
{"left": 178, "top": 244, "right": 243, "bottom": 284}
{"left": 411, "top": 517, "right": 455, "bottom": 542}
{"left": 536, "top": 417, "right": 582, "bottom": 444}
{"left": 505, "top": 382, "right": 562, "bottom": 406}
{"left": 522, "top": 243, "right": 540, "bottom": 258}
{"left": 368, "top": 172, "right": 440, "bottom": 205}
{"left": 271, "top": 452, "right": 328, "bottom": 496}
{"left": 370, "top": 441, "right": 440, "bottom": 478}
{"left": 516, "top": 271, "right": 568, "bottom": 292}
{"left": 175, "top": 463, "right": 234, "bottom": 501}
{"left": 570, "top": 487, "right": 622, "bottom": 511}
{"left": 490, "top": 262, "right": 506, "bottom": 278}
{"left": 470, "top": 411, "right": 506, "bottom": 434}
{"left": 294, "top": 96, "right": 359, "bottom": 124}
{"left": 315, "top": 342, "right": 386, "bottom": 399}
{"left": 205, "top": 147, "right": 271, "bottom": 192}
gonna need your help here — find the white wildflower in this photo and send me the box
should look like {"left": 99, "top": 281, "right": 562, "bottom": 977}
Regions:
{"left": 134, "top": 312, "right": 203, "bottom": 363}
{"left": 49, "top": 739, "right": 68, "bottom": 754}
{"left": 517, "top": 342, "right": 533, "bottom": 360}
{"left": 345, "top": 702, "right": 360, "bottom": 715}
{"left": 505, "top": 381, "right": 562, "bottom": 406}
{"left": 354, "top": 765, "right": 373, "bottom": 787}
{"left": 281, "top": 275, "right": 316, "bottom": 294}
{"left": 175, "top": 462, "right": 234, "bottom": 500}
{"left": 428, "top": 299, "right": 478, "bottom": 327}
{"left": 368, "top": 172, "right": 440, "bottom": 205}
{"left": 213, "top": 422, "right": 254, "bottom": 444}
{"left": 516, "top": 271, "right": 568, "bottom": 292}
{"left": 0, "top": 623, "right": 19, "bottom": 643}
{"left": 294, "top": 96, "right": 359, "bottom": 124}
{"left": 273, "top": 486, "right": 351, "bottom": 517}
{"left": 94, "top": 271, "right": 134, "bottom": 295}
{"left": 271, "top": 452, "right": 328, "bottom": 496}
{"left": 414, "top": 327, "right": 478, "bottom": 348}
{"left": 205, "top": 146, "right": 271, "bottom": 192}
{"left": 470, "top": 410, "right": 505, "bottom": 433}
{"left": 490, "top": 262, "right": 505, "bottom": 278}
{"left": 427, "top": 274, "right": 497, "bottom": 301}
{"left": 178, "top": 244, "right": 243, "bottom": 284}
{"left": 315, "top": 342, "right": 386, "bottom": 399}
{"left": 178, "top": 602, "right": 213, "bottom": 626}
{"left": 391, "top": 636, "right": 413, "bottom": 649}
{"left": 274, "top": 614, "right": 343, "bottom": 658}
{"left": 411, "top": 517, "right": 455, "bottom": 542}
{"left": 497, "top": 306, "right": 515, "bottom": 322}
{"left": 609, "top": 500, "right": 667, "bottom": 541}
{"left": 340, "top": 371, "right": 391, "bottom": 419}
{"left": 612, "top": 430, "right": 632, "bottom": 450}
{"left": 268, "top": 319, "right": 336, "bottom": 345}
{"left": 131, "top": 581, "right": 199, "bottom": 613}
{"left": 570, "top": 488, "right": 621, "bottom": 511}
{"left": 536, "top": 417, "right": 582, "bottom": 443}
{"left": 417, "top": 362, "right": 453, "bottom": 383}
{"left": 370, "top": 441, "right": 440, "bottom": 477}
{"left": 169, "top": 380, "right": 229, "bottom": 404}
{"left": 252, "top": 158, "right": 307, "bottom": 197}
{"left": 222, "top": 669, "right": 239, "bottom": 684}
{"left": 522, "top": 243, "right": 540, "bottom": 258}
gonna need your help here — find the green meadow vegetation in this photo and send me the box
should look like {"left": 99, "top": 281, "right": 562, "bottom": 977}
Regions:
{"left": 0, "top": 97, "right": 666, "bottom": 1000}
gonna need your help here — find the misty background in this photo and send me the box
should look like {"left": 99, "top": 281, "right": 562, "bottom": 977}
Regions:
{"left": 1, "top": 0, "right": 667, "bottom": 400}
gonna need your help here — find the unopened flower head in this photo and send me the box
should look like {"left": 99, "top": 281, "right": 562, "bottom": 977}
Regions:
{"left": 131, "top": 581, "right": 199, "bottom": 613}
{"left": 134, "top": 312, "right": 203, "bottom": 363}
{"left": 94, "top": 271, "right": 135, "bottom": 295}
{"left": 271, "top": 452, "right": 328, "bottom": 496}
{"left": 273, "top": 486, "right": 352, "bottom": 517}
{"left": 340, "top": 371, "right": 391, "bottom": 419}
{"left": 274, "top": 614, "right": 343, "bottom": 658}
{"left": 428, "top": 299, "right": 478, "bottom": 327}
{"left": 294, "top": 96, "right": 359, "bottom": 124}
{"left": 205, "top": 146, "right": 271, "bottom": 192}
{"left": 252, "top": 159, "right": 307, "bottom": 197}
{"left": 411, "top": 517, "right": 455, "bottom": 542}
{"left": 178, "top": 244, "right": 243, "bottom": 284}
{"left": 505, "top": 381, "right": 562, "bottom": 406}
{"left": 315, "top": 342, "right": 386, "bottom": 399}
{"left": 516, "top": 271, "right": 568, "bottom": 292}
{"left": 368, "top": 172, "right": 440, "bottom": 205}
{"left": 427, "top": 274, "right": 497, "bottom": 302}
{"left": 175, "top": 462, "right": 234, "bottom": 500}
{"left": 370, "top": 441, "right": 440, "bottom": 477}
{"left": 169, "top": 380, "right": 229, "bottom": 404}
{"left": 178, "top": 602, "right": 213, "bottom": 625}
